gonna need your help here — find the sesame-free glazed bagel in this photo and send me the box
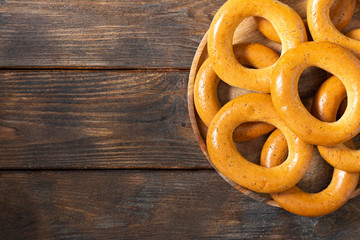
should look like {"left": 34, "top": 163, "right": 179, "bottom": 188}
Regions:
{"left": 208, "top": 0, "right": 307, "bottom": 92}
{"left": 206, "top": 93, "right": 313, "bottom": 193}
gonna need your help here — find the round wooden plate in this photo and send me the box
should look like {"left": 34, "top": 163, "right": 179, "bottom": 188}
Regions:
{"left": 188, "top": 0, "right": 360, "bottom": 207}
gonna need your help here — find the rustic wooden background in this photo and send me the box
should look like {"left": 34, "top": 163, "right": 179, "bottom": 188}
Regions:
{"left": 1, "top": 0, "right": 360, "bottom": 239}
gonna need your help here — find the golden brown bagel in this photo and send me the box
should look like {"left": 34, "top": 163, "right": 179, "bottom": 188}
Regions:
{"left": 208, "top": 0, "right": 307, "bottom": 92}
{"left": 206, "top": 93, "right": 313, "bottom": 193}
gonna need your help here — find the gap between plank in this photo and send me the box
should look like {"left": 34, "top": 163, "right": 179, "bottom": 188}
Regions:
{"left": 0, "top": 168, "right": 215, "bottom": 172}
{"left": 0, "top": 67, "right": 190, "bottom": 72}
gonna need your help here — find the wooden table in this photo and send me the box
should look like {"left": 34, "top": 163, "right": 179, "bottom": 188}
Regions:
{"left": 1, "top": 0, "right": 360, "bottom": 239}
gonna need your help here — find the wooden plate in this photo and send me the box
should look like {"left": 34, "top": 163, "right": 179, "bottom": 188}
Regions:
{"left": 188, "top": 0, "right": 360, "bottom": 207}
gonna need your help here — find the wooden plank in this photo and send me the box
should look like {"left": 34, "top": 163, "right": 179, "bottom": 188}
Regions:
{"left": 1, "top": 69, "right": 360, "bottom": 171}
{"left": 1, "top": 170, "right": 360, "bottom": 239}
{"left": 0, "top": 0, "right": 226, "bottom": 69}
{"left": 1, "top": 0, "right": 357, "bottom": 69}
{"left": 0, "top": 70, "right": 208, "bottom": 169}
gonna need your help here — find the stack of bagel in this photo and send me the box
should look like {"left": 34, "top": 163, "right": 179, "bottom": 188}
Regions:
{"left": 192, "top": 0, "right": 360, "bottom": 217}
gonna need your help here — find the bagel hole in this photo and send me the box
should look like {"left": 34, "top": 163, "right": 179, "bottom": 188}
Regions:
{"left": 232, "top": 16, "right": 281, "bottom": 53}
{"left": 298, "top": 67, "right": 328, "bottom": 101}
{"left": 297, "top": 67, "right": 328, "bottom": 121}
{"left": 218, "top": 81, "right": 257, "bottom": 105}
{"left": 336, "top": 98, "right": 347, "bottom": 121}
{"left": 233, "top": 124, "right": 274, "bottom": 165}
{"left": 297, "top": 147, "right": 334, "bottom": 193}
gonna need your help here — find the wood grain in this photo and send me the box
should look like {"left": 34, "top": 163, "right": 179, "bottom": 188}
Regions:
{"left": 0, "top": 70, "right": 208, "bottom": 169}
{"left": 2, "top": 0, "right": 358, "bottom": 69}
{"left": 0, "top": 0, "right": 228, "bottom": 69}
{"left": 1, "top": 170, "right": 360, "bottom": 239}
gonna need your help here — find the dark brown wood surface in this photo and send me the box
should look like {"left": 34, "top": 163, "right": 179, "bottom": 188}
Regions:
{"left": 2, "top": 170, "right": 360, "bottom": 240}
{"left": 0, "top": 70, "right": 207, "bottom": 169}
{"left": 0, "top": 0, "right": 224, "bottom": 69}
{"left": 1, "top": 0, "right": 360, "bottom": 239}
